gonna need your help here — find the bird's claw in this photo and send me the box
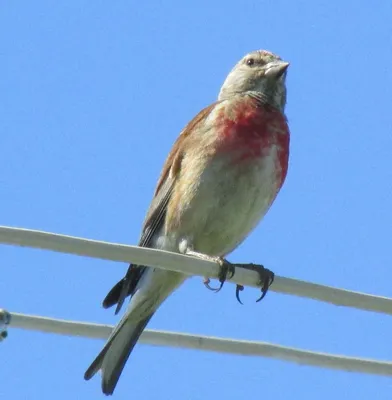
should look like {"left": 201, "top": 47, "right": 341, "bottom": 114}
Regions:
{"left": 202, "top": 258, "right": 274, "bottom": 304}
{"left": 216, "top": 258, "right": 235, "bottom": 292}
{"left": 203, "top": 277, "right": 220, "bottom": 291}
{"left": 203, "top": 257, "right": 235, "bottom": 293}
{"left": 235, "top": 284, "right": 244, "bottom": 305}
{"left": 234, "top": 263, "right": 274, "bottom": 304}
{"left": 255, "top": 266, "right": 274, "bottom": 302}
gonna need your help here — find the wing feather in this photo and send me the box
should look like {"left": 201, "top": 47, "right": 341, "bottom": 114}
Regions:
{"left": 102, "top": 102, "right": 219, "bottom": 312}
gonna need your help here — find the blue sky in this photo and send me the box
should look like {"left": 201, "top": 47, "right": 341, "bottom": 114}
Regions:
{"left": 1, "top": 1, "right": 392, "bottom": 398}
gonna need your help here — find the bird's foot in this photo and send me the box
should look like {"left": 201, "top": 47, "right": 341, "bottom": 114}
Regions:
{"left": 203, "top": 277, "right": 218, "bottom": 291}
{"left": 185, "top": 249, "right": 234, "bottom": 293}
{"left": 234, "top": 263, "right": 274, "bottom": 304}
{"left": 202, "top": 257, "right": 235, "bottom": 292}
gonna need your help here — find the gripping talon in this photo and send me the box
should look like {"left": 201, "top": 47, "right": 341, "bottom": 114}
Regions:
{"left": 232, "top": 263, "right": 274, "bottom": 303}
{"left": 255, "top": 268, "right": 274, "bottom": 302}
{"left": 186, "top": 250, "right": 233, "bottom": 294}
{"left": 203, "top": 277, "right": 220, "bottom": 292}
{"left": 216, "top": 259, "right": 235, "bottom": 293}
{"left": 235, "top": 285, "right": 244, "bottom": 305}
{"left": 256, "top": 289, "right": 267, "bottom": 302}
{"left": 256, "top": 272, "right": 275, "bottom": 302}
{"left": 215, "top": 281, "right": 224, "bottom": 293}
{"left": 202, "top": 258, "right": 235, "bottom": 293}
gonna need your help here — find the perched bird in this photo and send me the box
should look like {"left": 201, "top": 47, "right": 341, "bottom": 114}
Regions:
{"left": 84, "top": 49, "right": 290, "bottom": 395}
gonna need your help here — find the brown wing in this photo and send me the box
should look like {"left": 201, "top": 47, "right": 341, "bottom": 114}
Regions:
{"left": 102, "top": 102, "right": 219, "bottom": 313}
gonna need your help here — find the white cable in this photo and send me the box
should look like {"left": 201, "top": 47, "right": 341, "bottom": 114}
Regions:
{"left": 4, "top": 310, "right": 392, "bottom": 377}
{"left": 1, "top": 226, "right": 391, "bottom": 377}
{"left": 0, "top": 226, "right": 391, "bottom": 315}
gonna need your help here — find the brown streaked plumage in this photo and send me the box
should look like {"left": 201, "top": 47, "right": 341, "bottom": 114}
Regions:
{"left": 85, "top": 50, "right": 290, "bottom": 395}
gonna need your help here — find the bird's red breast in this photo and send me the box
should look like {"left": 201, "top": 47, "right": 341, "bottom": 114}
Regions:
{"left": 214, "top": 95, "right": 290, "bottom": 189}
{"left": 161, "top": 95, "right": 290, "bottom": 245}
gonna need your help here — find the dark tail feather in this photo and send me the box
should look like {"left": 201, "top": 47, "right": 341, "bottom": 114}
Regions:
{"left": 102, "top": 266, "right": 146, "bottom": 311}
{"left": 102, "top": 279, "right": 127, "bottom": 309}
{"left": 84, "top": 313, "right": 153, "bottom": 395}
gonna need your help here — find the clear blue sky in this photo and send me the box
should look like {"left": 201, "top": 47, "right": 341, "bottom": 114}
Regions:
{"left": 1, "top": 1, "right": 392, "bottom": 399}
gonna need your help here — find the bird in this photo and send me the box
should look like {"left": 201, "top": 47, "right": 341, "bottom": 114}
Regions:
{"left": 84, "top": 49, "right": 290, "bottom": 395}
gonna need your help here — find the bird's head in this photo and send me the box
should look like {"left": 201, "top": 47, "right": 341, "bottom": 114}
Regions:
{"left": 219, "top": 50, "right": 289, "bottom": 111}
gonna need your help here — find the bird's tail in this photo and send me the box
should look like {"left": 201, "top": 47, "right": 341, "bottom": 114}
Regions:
{"left": 85, "top": 268, "right": 186, "bottom": 395}
{"left": 84, "top": 310, "right": 153, "bottom": 395}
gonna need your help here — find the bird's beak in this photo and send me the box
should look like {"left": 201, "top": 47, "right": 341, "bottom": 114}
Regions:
{"left": 264, "top": 61, "right": 290, "bottom": 79}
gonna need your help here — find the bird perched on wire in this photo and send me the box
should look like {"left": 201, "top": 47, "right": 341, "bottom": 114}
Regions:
{"left": 84, "top": 49, "right": 290, "bottom": 395}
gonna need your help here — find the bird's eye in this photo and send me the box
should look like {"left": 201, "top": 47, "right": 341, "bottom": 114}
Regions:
{"left": 246, "top": 58, "right": 255, "bottom": 66}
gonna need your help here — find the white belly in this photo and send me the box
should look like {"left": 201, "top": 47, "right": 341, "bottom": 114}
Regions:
{"left": 174, "top": 145, "right": 280, "bottom": 256}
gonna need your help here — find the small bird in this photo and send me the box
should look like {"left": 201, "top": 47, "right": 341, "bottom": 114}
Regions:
{"left": 84, "top": 49, "right": 290, "bottom": 395}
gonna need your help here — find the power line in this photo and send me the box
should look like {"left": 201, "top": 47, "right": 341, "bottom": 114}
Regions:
{"left": 1, "top": 225, "right": 391, "bottom": 378}
{"left": 0, "top": 225, "right": 391, "bottom": 315}
{"left": 3, "top": 310, "right": 392, "bottom": 377}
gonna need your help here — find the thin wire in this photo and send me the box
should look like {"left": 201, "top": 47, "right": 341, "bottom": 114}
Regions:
{"left": 0, "top": 226, "right": 391, "bottom": 315}
{"left": 4, "top": 310, "right": 392, "bottom": 377}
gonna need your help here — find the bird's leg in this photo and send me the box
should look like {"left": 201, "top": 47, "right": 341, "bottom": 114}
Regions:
{"left": 184, "top": 249, "right": 235, "bottom": 293}
{"left": 234, "top": 263, "right": 274, "bottom": 304}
